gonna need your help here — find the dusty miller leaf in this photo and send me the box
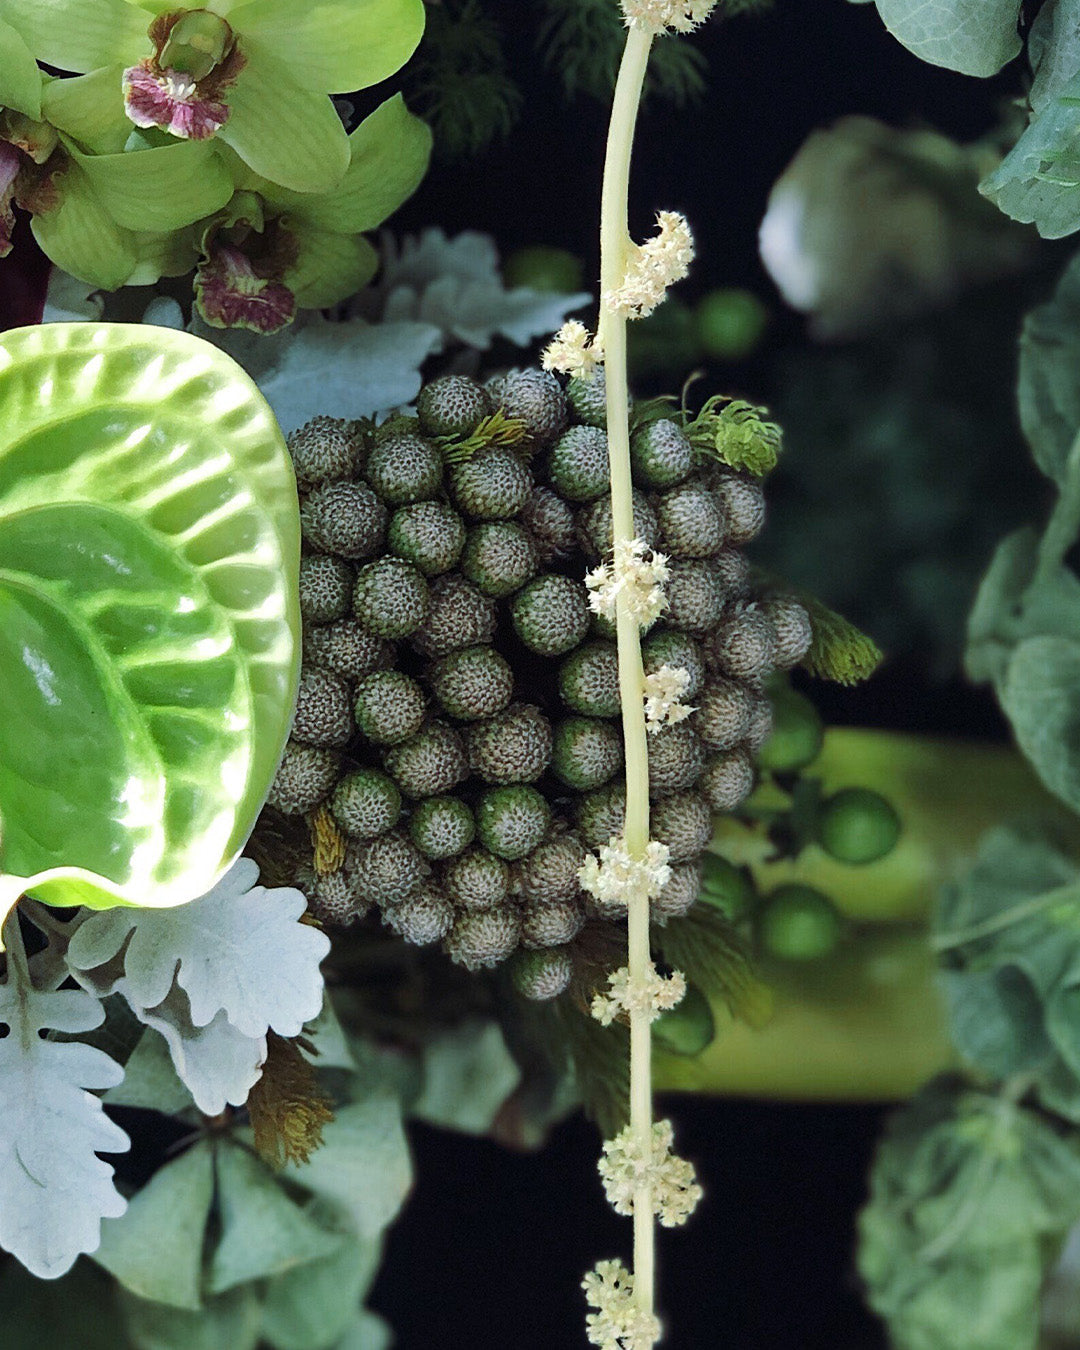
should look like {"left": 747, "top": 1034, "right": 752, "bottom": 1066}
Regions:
{"left": 981, "top": 70, "right": 1080, "bottom": 238}
{"left": 857, "top": 0, "right": 1022, "bottom": 77}
{"left": 0, "top": 978, "right": 128, "bottom": 1278}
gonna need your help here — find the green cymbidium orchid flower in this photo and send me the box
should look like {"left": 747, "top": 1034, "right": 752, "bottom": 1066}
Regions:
{"left": 0, "top": 0, "right": 425, "bottom": 193}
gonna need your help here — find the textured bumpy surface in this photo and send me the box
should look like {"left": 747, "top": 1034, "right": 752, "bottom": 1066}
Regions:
{"left": 266, "top": 368, "right": 809, "bottom": 997}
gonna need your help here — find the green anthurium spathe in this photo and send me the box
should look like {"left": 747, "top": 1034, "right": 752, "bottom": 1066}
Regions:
{"left": 0, "top": 323, "right": 301, "bottom": 934}
{"left": 0, "top": 0, "right": 426, "bottom": 194}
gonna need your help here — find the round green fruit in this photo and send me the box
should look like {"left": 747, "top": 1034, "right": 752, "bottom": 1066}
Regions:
{"left": 693, "top": 288, "right": 768, "bottom": 361}
{"left": 816, "top": 788, "right": 901, "bottom": 864}
{"left": 697, "top": 853, "right": 755, "bottom": 922}
{"left": 758, "top": 885, "right": 842, "bottom": 961}
{"left": 756, "top": 687, "right": 824, "bottom": 773}
{"left": 502, "top": 246, "right": 585, "bottom": 294}
{"left": 652, "top": 983, "right": 715, "bottom": 1057}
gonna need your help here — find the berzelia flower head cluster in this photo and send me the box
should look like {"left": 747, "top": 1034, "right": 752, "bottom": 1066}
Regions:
{"left": 621, "top": 0, "right": 718, "bottom": 32}
{"left": 542, "top": 318, "right": 605, "bottom": 379}
{"left": 579, "top": 837, "right": 672, "bottom": 909}
{"left": 591, "top": 962, "right": 687, "bottom": 1027}
{"left": 603, "top": 211, "right": 694, "bottom": 319}
{"left": 599, "top": 1120, "right": 703, "bottom": 1227}
{"left": 642, "top": 664, "right": 694, "bottom": 733}
{"left": 586, "top": 538, "right": 670, "bottom": 627}
{"left": 583, "top": 1260, "right": 661, "bottom": 1350}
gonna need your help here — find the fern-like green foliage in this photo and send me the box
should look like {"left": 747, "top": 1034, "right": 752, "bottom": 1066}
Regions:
{"left": 797, "top": 590, "right": 884, "bottom": 685}
{"left": 685, "top": 395, "right": 784, "bottom": 476}
{"left": 655, "top": 906, "right": 773, "bottom": 1027}
{"left": 437, "top": 409, "right": 530, "bottom": 463}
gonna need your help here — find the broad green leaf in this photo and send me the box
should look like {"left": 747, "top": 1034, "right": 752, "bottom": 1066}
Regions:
{"left": 981, "top": 71, "right": 1080, "bottom": 238}
{"left": 1029, "top": 0, "right": 1080, "bottom": 112}
{"left": 218, "top": 43, "right": 348, "bottom": 194}
{"left": 1018, "top": 251, "right": 1080, "bottom": 484}
{"left": 120, "top": 1284, "right": 262, "bottom": 1350}
{"left": 0, "top": 0, "right": 147, "bottom": 72}
{"left": 31, "top": 160, "right": 139, "bottom": 291}
{"left": 42, "top": 68, "right": 130, "bottom": 155}
{"left": 1002, "top": 636, "right": 1080, "bottom": 811}
{"left": 410, "top": 1020, "right": 521, "bottom": 1136}
{"left": 103, "top": 1025, "right": 196, "bottom": 1115}
{"left": 0, "top": 323, "right": 300, "bottom": 923}
{"left": 335, "top": 1312, "right": 392, "bottom": 1350}
{"left": 286, "top": 230, "right": 377, "bottom": 310}
{"left": 866, "top": 0, "right": 1022, "bottom": 77}
{"left": 0, "top": 17, "right": 42, "bottom": 119}
{"left": 94, "top": 1143, "right": 213, "bottom": 1310}
{"left": 229, "top": 0, "right": 425, "bottom": 94}
{"left": 65, "top": 137, "right": 234, "bottom": 232}
{"left": 260, "top": 1230, "right": 383, "bottom": 1350}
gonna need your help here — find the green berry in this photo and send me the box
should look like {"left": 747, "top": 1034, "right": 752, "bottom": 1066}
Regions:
{"left": 547, "top": 425, "right": 610, "bottom": 502}
{"left": 292, "top": 666, "right": 353, "bottom": 747}
{"left": 443, "top": 847, "right": 510, "bottom": 910}
{"left": 300, "top": 481, "right": 386, "bottom": 559}
{"left": 354, "top": 830, "right": 429, "bottom": 906}
{"left": 816, "top": 788, "right": 900, "bottom": 864}
{"left": 760, "top": 594, "right": 813, "bottom": 670}
{"left": 652, "top": 983, "right": 715, "bottom": 1056}
{"left": 713, "top": 473, "right": 766, "bottom": 545}
{"left": 552, "top": 717, "right": 621, "bottom": 791}
{"left": 409, "top": 796, "right": 475, "bottom": 859}
{"left": 445, "top": 906, "right": 522, "bottom": 970}
{"left": 383, "top": 721, "right": 468, "bottom": 799}
{"left": 704, "top": 603, "right": 777, "bottom": 681}
{"left": 460, "top": 521, "right": 538, "bottom": 596}
{"left": 428, "top": 644, "right": 514, "bottom": 721}
{"left": 577, "top": 489, "right": 659, "bottom": 559}
{"left": 574, "top": 781, "right": 626, "bottom": 851}
{"left": 558, "top": 641, "right": 620, "bottom": 717}
{"left": 353, "top": 670, "right": 426, "bottom": 745}
{"left": 519, "top": 486, "right": 577, "bottom": 563}
{"left": 698, "top": 748, "right": 755, "bottom": 811}
{"left": 502, "top": 245, "right": 584, "bottom": 293}
{"left": 650, "top": 790, "right": 712, "bottom": 864}
{"left": 466, "top": 703, "right": 552, "bottom": 784}
{"left": 692, "top": 679, "right": 753, "bottom": 751}
{"left": 476, "top": 785, "right": 551, "bottom": 860}
{"left": 331, "top": 769, "right": 401, "bottom": 839}
{"left": 642, "top": 630, "right": 706, "bottom": 700}
{"left": 664, "top": 560, "right": 727, "bottom": 632}
{"left": 304, "top": 619, "right": 392, "bottom": 681}
{"left": 512, "top": 947, "right": 574, "bottom": 1000}
{"left": 694, "top": 288, "right": 768, "bottom": 361}
{"left": 486, "top": 368, "right": 567, "bottom": 452}
{"left": 651, "top": 860, "right": 702, "bottom": 924}
{"left": 698, "top": 853, "right": 755, "bottom": 921}
{"left": 757, "top": 687, "right": 823, "bottom": 772}
{"left": 520, "top": 899, "right": 584, "bottom": 949}
{"left": 648, "top": 724, "right": 705, "bottom": 798}
{"left": 387, "top": 501, "right": 466, "bottom": 576}
{"left": 382, "top": 885, "right": 455, "bottom": 945}
{"left": 630, "top": 418, "right": 694, "bottom": 489}
{"left": 411, "top": 573, "right": 497, "bottom": 658}
{"left": 287, "top": 416, "right": 363, "bottom": 489}
{"left": 267, "top": 741, "right": 340, "bottom": 814}
{"left": 516, "top": 831, "right": 587, "bottom": 904}
{"left": 365, "top": 432, "right": 443, "bottom": 505}
{"left": 299, "top": 554, "right": 354, "bottom": 623}
{"left": 353, "top": 557, "right": 430, "bottom": 638}
{"left": 657, "top": 480, "right": 726, "bottom": 558}
{"left": 759, "top": 884, "right": 842, "bottom": 961}
{"left": 511, "top": 574, "right": 590, "bottom": 656}
{"left": 566, "top": 368, "right": 609, "bottom": 428}
{"left": 416, "top": 374, "right": 491, "bottom": 438}
{"left": 450, "top": 446, "right": 532, "bottom": 520}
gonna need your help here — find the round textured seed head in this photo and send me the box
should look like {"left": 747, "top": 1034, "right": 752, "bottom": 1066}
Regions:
{"left": 519, "top": 485, "right": 577, "bottom": 563}
{"left": 450, "top": 446, "right": 533, "bottom": 521}
{"left": 648, "top": 724, "right": 705, "bottom": 797}
{"left": 743, "top": 689, "right": 774, "bottom": 754}
{"left": 713, "top": 548, "right": 752, "bottom": 599}
{"left": 305, "top": 620, "right": 393, "bottom": 681}
{"left": 664, "top": 560, "right": 727, "bottom": 633}
{"left": 293, "top": 666, "right": 353, "bottom": 747}
{"left": 574, "top": 781, "right": 626, "bottom": 851}
{"left": 520, "top": 898, "right": 585, "bottom": 949}
{"left": 409, "top": 795, "right": 475, "bottom": 859}
{"left": 287, "top": 416, "right": 363, "bottom": 489}
{"left": 699, "top": 748, "right": 755, "bottom": 811}
{"left": 428, "top": 644, "right": 514, "bottom": 721}
{"left": 331, "top": 768, "right": 401, "bottom": 839}
{"left": 443, "top": 847, "right": 510, "bottom": 910}
{"left": 417, "top": 374, "right": 491, "bottom": 438}
{"left": 365, "top": 432, "right": 443, "bottom": 506}
{"left": 558, "top": 641, "right": 620, "bottom": 717}
{"left": 642, "top": 630, "right": 706, "bottom": 700}
{"left": 267, "top": 741, "right": 340, "bottom": 814}
{"left": 354, "top": 670, "right": 427, "bottom": 745}
{"left": 353, "top": 830, "right": 429, "bottom": 906}
{"left": 467, "top": 703, "right": 552, "bottom": 784}
{"left": 692, "top": 679, "right": 754, "bottom": 751}
{"left": 552, "top": 717, "right": 622, "bottom": 791}
{"left": 299, "top": 554, "right": 354, "bottom": 624}
{"left": 300, "top": 481, "right": 386, "bottom": 559}
{"left": 630, "top": 418, "right": 695, "bottom": 489}
{"left": 547, "top": 425, "right": 610, "bottom": 502}
{"left": 486, "top": 367, "right": 567, "bottom": 452}
{"left": 387, "top": 501, "right": 466, "bottom": 577}
{"left": 511, "top": 574, "right": 590, "bottom": 656}
{"left": 657, "top": 480, "right": 726, "bottom": 558}
{"left": 759, "top": 594, "right": 813, "bottom": 669}
{"left": 516, "top": 831, "right": 588, "bottom": 905}
{"left": 566, "top": 368, "right": 608, "bottom": 427}
{"left": 382, "top": 884, "right": 455, "bottom": 945}
{"left": 308, "top": 865, "right": 371, "bottom": 928}
{"left": 651, "top": 860, "right": 701, "bottom": 924}
{"left": 577, "top": 489, "right": 659, "bottom": 559}
{"left": 704, "top": 602, "right": 777, "bottom": 681}
{"left": 354, "top": 558, "right": 430, "bottom": 638}
{"left": 477, "top": 785, "right": 552, "bottom": 860}
{"left": 445, "top": 905, "right": 523, "bottom": 970}
{"left": 411, "top": 573, "right": 497, "bottom": 658}
{"left": 512, "top": 947, "right": 574, "bottom": 999}
{"left": 651, "top": 790, "right": 712, "bottom": 864}
{"left": 460, "top": 521, "right": 538, "bottom": 597}
{"left": 383, "top": 721, "right": 468, "bottom": 799}
{"left": 713, "top": 473, "right": 766, "bottom": 545}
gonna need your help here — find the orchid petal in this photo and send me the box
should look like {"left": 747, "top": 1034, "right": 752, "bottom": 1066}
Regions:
{"left": 64, "top": 136, "right": 233, "bottom": 231}
{"left": 0, "top": 0, "right": 147, "bottom": 73}
{"left": 43, "top": 69, "right": 135, "bottom": 155}
{"left": 285, "top": 228, "right": 377, "bottom": 308}
{"left": 0, "top": 18, "right": 42, "bottom": 119}
{"left": 31, "top": 160, "right": 138, "bottom": 290}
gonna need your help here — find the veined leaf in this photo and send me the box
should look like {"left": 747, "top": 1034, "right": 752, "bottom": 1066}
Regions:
{"left": 859, "top": 0, "right": 1022, "bottom": 77}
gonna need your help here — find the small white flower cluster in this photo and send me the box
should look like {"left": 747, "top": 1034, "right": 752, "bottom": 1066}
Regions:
{"left": 599, "top": 1120, "right": 703, "bottom": 1228}
{"left": 591, "top": 962, "right": 687, "bottom": 1027}
{"left": 603, "top": 211, "right": 694, "bottom": 319}
{"left": 585, "top": 538, "right": 670, "bottom": 627}
{"left": 642, "top": 664, "right": 694, "bottom": 733}
{"left": 583, "top": 1260, "right": 661, "bottom": 1350}
{"left": 579, "top": 836, "right": 672, "bottom": 909}
{"left": 621, "top": 0, "right": 718, "bottom": 32}
{"left": 542, "top": 319, "right": 605, "bottom": 379}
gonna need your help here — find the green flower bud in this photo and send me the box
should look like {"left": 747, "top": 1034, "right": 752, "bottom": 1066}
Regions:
{"left": 512, "top": 947, "right": 574, "bottom": 1000}
{"left": 476, "top": 785, "right": 551, "bottom": 859}
{"left": 353, "top": 670, "right": 427, "bottom": 745}
{"left": 460, "top": 521, "right": 538, "bottom": 596}
{"left": 299, "top": 554, "right": 354, "bottom": 624}
{"left": 383, "top": 721, "right": 468, "bottom": 799}
{"left": 300, "top": 481, "right": 386, "bottom": 559}
{"left": 756, "top": 686, "right": 823, "bottom": 772}
{"left": 652, "top": 983, "right": 715, "bottom": 1056}
{"left": 630, "top": 417, "right": 695, "bottom": 489}
{"left": 365, "top": 432, "right": 443, "bottom": 505}
{"left": 443, "top": 846, "right": 510, "bottom": 911}
{"left": 547, "top": 425, "right": 610, "bottom": 502}
{"left": 450, "top": 446, "right": 533, "bottom": 520}
{"left": 353, "top": 557, "right": 430, "bottom": 638}
{"left": 409, "top": 796, "right": 476, "bottom": 859}
{"left": 428, "top": 644, "right": 514, "bottom": 721}
{"left": 293, "top": 666, "right": 352, "bottom": 747}
{"left": 331, "top": 769, "right": 401, "bottom": 839}
{"left": 511, "top": 573, "right": 590, "bottom": 656}
{"left": 558, "top": 641, "right": 621, "bottom": 718}
{"left": 387, "top": 501, "right": 466, "bottom": 577}
{"left": 551, "top": 716, "right": 622, "bottom": 791}
{"left": 466, "top": 703, "right": 552, "bottom": 784}
{"left": 267, "top": 741, "right": 340, "bottom": 815}
{"left": 417, "top": 374, "right": 491, "bottom": 438}
{"left": 445, "top": 905, "right": 522, "bottom": 970}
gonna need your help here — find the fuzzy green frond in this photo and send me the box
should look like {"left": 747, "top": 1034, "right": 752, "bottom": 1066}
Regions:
{"left": 247, "top": 1031, "right": 334, "bottom": 1168}
{"left": 628, "top": 394, "right": 679, "bottom": 434}
{"left": 799, "top": 592, "right": 884, "bottom": 686}
{"left": 437, "top": 409, "right": 530, "bottom": 464}
{"left": 556, "top": 1002, "right": 630, "bottom": 1137}
{"left": 655, "top": 905, "right": 773, "bottom": 1027}
{"left": 685, "top": 395, "right": 783, "bottom": 476}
